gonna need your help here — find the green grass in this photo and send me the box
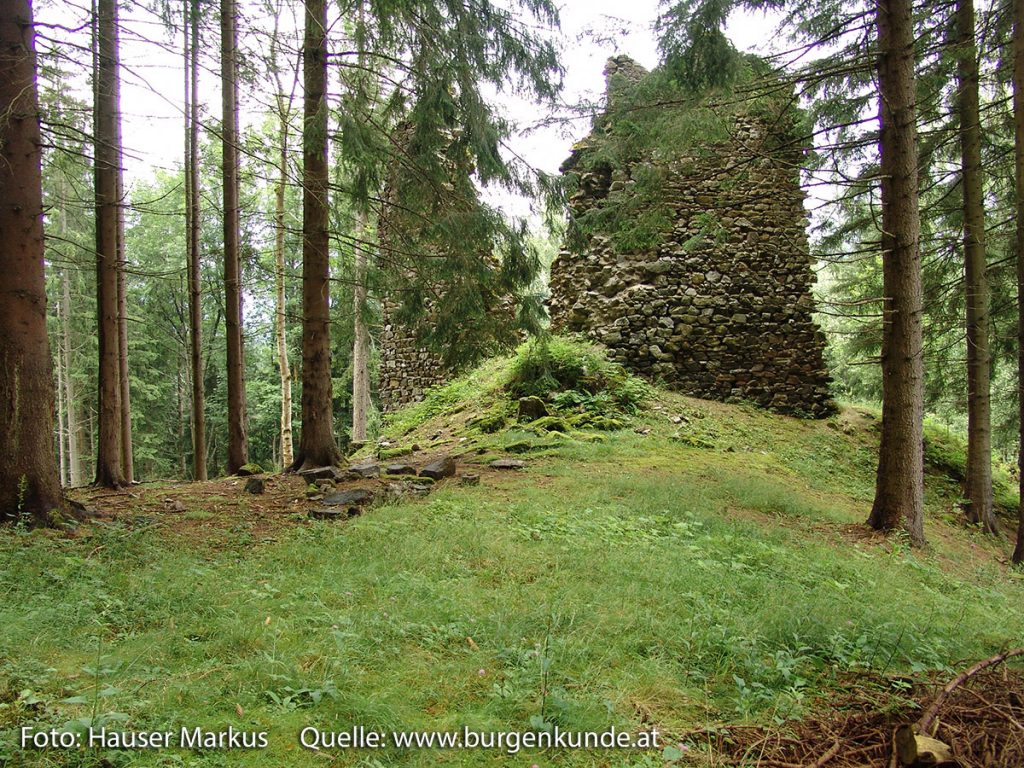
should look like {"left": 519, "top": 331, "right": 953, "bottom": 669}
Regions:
{"left": 3, "top": 351, "right": 1023, "bottom": 767}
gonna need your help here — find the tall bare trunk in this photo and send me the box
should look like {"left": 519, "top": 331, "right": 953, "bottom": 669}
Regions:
{"left": 275, "top": 123, "right": 293, "bottom": 468}
{"left": 956, "top": 0, "right": 995, "bottom": 533}
{"left": 866, "top": 0, "right": 925, "bottom": 546}
{"left": 290, "top": 0, "right": 342, "bottom": 470}
{"left": 185, "top": 0, "right": 207, "bottom": 480}
{"left": 116, "top": 172, "right": 133, "bottom": 483}
{"left": 62, "top": 269, "right": 82, "bottom": 486}
{"left": 94, "top": 0, "right": 125, "bottom": 488}
{"left": 1012, "top": 0, "right": 1024, "bottom": 565}
{"left": 0, "top": 0, "right": 65, "bottom": 524}
{"left": 56, "top": 293, "right": 68, "bottom": 486}
{"left": 222, "top": 0, "right": 247, "bottom": 473}
{"left": 352, "top": 211, "right": 370, "bottom": 443}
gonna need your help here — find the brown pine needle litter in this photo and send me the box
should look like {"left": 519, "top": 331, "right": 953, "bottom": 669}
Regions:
{"left": 681, "top": 663, "right": 1024, "bottom": 767}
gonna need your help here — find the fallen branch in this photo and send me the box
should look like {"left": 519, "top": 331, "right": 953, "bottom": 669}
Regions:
{"left": 806, "top": 737, "right": 841, "bottom": 768}
{"left": 917, "top": 648, "right": 1024, "bottom": 736}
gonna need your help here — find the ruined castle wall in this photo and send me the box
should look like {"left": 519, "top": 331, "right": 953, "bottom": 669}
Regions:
{"left": 378, "top": 300, "right": 448, "bottom": 412}
{"left": 550, "top": 93, "right": 834, "bottom": 416}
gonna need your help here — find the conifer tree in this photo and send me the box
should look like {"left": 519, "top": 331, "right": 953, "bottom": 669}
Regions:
{"left": 291, "top": 0, "right": 342, "bottom": 469}
{"left": 1012, "top": 0, "right": 1024, "bottom": 565}
{"left": 956, "top": 0, "right": 996, "bottom": 534}
{"left": 222, "top": 0, "right": 248, "bottom": 473}
{"left": 0, "top": 0, "right": 65, "bottom": 523}
{"left": 866, "top": 0, "right": 925, "bottom": 546}
{"left": 94, "top": 0, "right": 126, "bottom": 488}
{"left": 185, "top": 0, "right": 207, "bottom": 480}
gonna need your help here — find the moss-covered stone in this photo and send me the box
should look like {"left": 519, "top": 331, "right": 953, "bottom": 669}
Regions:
{"left": 525, "top": 416, "right": 568, "bottom": 433}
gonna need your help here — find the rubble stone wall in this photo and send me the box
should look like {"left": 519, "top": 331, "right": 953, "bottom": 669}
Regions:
{"left": 548, "top": 58, "right": 834, "bottom": 417}
{"left": 378, "top": 299, "right": 448, "bottom": 412}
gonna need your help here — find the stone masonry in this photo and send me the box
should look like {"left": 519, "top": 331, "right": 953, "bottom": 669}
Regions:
{"left": 549, "top": 57, "right": 834, "bottom": 417}
{"left": 378, "top": 300, "right": 449, "bottom": 412}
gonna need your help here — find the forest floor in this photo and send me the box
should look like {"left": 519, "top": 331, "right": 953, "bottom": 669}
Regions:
{"left": 3, "top": 351, "right": 1024, "bottom": 767}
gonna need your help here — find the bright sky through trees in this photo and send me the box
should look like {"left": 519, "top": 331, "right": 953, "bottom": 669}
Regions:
{"left": 38, "top": 0, "right": 781, "bottom": 217}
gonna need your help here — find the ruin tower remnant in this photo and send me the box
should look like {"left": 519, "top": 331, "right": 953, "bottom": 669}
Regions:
{"left": 549, "top": 56, "right": 834, "bottom": 417}
{"left": 377, "top": 123, "right": 520, "bottom": 412}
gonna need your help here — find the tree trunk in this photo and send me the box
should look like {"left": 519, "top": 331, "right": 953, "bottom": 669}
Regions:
{"left": 116, "top": 171, "right": 133, "bottom": 484}
{"left": 56, "top": 291, "right": 68, "bottom": 487}
{"left": 352, "top": 211, "right": 370, "bottom": 443}
{"left": 1012, "top": 0, "right": 1024, "bottom": 565}
{"left": 0, "top": 0, "right": 65, "bottom": 524}
{"left": 957, "top": 0, "right": 995, "bottom": 534}
{"left": 186, "top": 0, "right": 207, "bottom": 481}
{"left": 62, "top": 269, "right": 82, "bottom": 486}
{"left": 94, "top": 0, "right": 125, "bottom": 488}
{"left": 222, "top": 0, "right": 248, "bottom": 474}
{"left": 290, "top": 0, "right": 342, "bottom": 470}
{"left": 275, "top": 119, "right": 294, "bottom": 468}
{"left": 866, "top": 0, "right": 925, "bottom": 546}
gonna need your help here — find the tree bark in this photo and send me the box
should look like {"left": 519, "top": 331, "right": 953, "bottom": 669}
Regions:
{"left": 94, "top": 0, "right": 125, "bottom": 488}
{"left": 957, "top": 0, "right": 995, "bottom": 534}
{"left": 0, "top": 0, "right": 65, "bottom": 524}
{"left": 866, "top": 0, "right": 925, "bottom": 546}
{"left": 1012, "top": 0, "right": 1024, "bottom": 565}
{"left": 185, "top": 0, "right": 207, "bottom": 481}
{"left": 116, "top": 169, "right": 133, "bottom": 484}
{"left": 222, "top": 0, "right": 248, "bottom": 474}
{"left": 275, "top": 119, "right": 294, "bottom": 468}
{"left": 62, "top": 269, "right": 82, "bottom": 486}
{"left": 352, "top": 211, "right": 370, "bottom": 443}
{"left": 290, "top": 0, "right": 342, "bottom": 470}
{"left": 56, "top": 290, "right": 68, "bottom": 487}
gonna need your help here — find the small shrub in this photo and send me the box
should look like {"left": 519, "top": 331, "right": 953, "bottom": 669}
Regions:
{"left": 506, "top": 337, "right": 652, "bottom": 418}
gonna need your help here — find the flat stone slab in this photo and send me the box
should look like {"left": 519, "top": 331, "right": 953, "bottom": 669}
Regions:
{"left": 419, "top": 456, "right": 456, "bottom": 480}
{"left": 344, "top": 463, "right": 380, "bottom": 480}
{"left": 460, "top": 473, "right": 480, "bottom": 486}
{"left": 386, "top": 464, "right": 417, "bottom": 476}
{"left": 323, "top": 488, "right": 374, "bottom": 507}
{"left": 298, "top": 466, "right": 345, "bottom": 481}
{"left": 490, "top": 459, "right": 526, "bottom": 470}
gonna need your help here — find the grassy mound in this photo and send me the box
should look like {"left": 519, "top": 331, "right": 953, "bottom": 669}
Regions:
{"left": 381, "top": 337, "right": 651, "bottom": 453}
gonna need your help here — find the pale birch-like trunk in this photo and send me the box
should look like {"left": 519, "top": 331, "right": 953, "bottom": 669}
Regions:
{"left": 351, "top": 212, "right": 370, "bottom": 443}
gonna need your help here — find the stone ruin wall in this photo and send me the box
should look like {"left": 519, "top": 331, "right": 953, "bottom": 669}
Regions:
{"left": 378, "top": 300, "right": 449, "bottom": 412}
{"left": 548, "top": 59, "right": 835, "bottom": 417}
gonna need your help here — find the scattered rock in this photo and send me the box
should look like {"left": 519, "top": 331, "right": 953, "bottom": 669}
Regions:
{"left": 525, "top": 416, "right": 568, "bottom": 433}
{"left": 386, "top": 464, "right": 417, "bottom": 476}
{"left": 298, "top": 466, "right": 345, "bottom": 481}
{"left": 323, "top": 488, "right": 375, "bottom": 507}
{"left": 460, "top": 473, "right": 480, "bottom": 486}
{"left": 314, "top": 478, "right": 335, "bottom": 491}
{"left": 518, "top": 396, "right": 548, "bottom": 422}
{"left": 236, "top": 463, "right": 264, "bottom": 477}
{"left": 244, "top": 477, "right": 265, "bottom": 495}
{"left": 419, "top": 456, "right": 456, "bottom": 480}
{"left": 381, "top": 482, "right": 410, "bottom": 504}
{"left": 490, "top": 459, "right": 526, "bottom": 470}
{"left": 344, "top": 463, "right": 380, "bottom": 480}
{"left": 163, "top": 498, "right": 186, "bottom": 513}
{"left": 347, "top": 440, "right": 367, "bottom": 454}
